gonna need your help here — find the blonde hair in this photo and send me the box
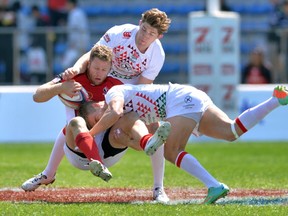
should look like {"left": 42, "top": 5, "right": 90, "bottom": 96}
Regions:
{"left": 141, "top": 8, "right": 171, "bottom": 35}
{"left": 90, "top": 44, "right": 113, "bottom": 63}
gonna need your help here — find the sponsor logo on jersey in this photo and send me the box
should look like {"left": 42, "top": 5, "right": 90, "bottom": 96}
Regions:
{"left": 104, "top": 33, "right": 111, "bottom": 43}
{"left": 123, "top": 31, "right": 131, "bottom": 39}
{"left": 103, "top": 86, "right": 109, "bottom": 94}
{"left": 184, "top": 96, "right": 193, "bottom": 103}
{"left": 131, "top": 50, "right": 139, "bottom": 62}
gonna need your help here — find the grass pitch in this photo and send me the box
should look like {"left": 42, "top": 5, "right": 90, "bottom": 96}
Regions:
{"left": 1, "top": 141, "right": 288, "bottom": 215}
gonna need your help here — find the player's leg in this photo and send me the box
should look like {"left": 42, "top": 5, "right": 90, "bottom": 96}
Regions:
{"left": 109, "top": 112, "right": 170, "bottom": 203}
{"left": 199, "top": 85, "right": 288, "bottom": 141}
{"left": 43, "top": 129, "right": 66, "bottom": 177}
{"left": 198, "top": 104, "right": 236, "bottom": 141}
{"left": 108, "top": 112, "right": 149, "bottom": 150}
{"left": 150, "top": 146, "right": 169, "bottom": 203}
{"left": 109, "top": 112, "right": 171, "bottom": 155}
{"left": 164, "top": 116, "right": 229, "bottom": 204}
{"left": 21, "top": 129, "right": 65, "bottom": 191}
{"left": 233, "top": 85, "right": 288, "bottom": 137}
{"left": 66, "top": 116, "right": 112, "bottom": 182}
{"left": 21, "top": 107, "right": 80, "bottom": 191}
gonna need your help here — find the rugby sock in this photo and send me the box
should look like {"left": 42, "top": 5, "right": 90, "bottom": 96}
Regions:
{"left": 236, "top": 97, "right": 279, "bottom": 133}
{"left": 150, "top": 145, "right": 165, "bottom": 189}
{"left": 42, "top": 128, "right": 66, "bottom": 178}
{"left": 75, "top": 132, "right": 102, "bottom": 162}
{"left": 140, "top": 134, "right": 153, "bottom": 150}
{"left": 175, "top": 151, "right": 220, "bottom": 188}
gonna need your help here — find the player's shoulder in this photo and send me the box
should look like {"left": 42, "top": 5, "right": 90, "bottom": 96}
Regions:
{"left": 108, "top": 23, "right": 137, "bottom": 34}
{"left": 105, "top": 76, "right": 123, "bottom": 85}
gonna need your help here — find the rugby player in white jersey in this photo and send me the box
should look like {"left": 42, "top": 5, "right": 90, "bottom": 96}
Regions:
{"left": 22, "top": 8, "right": 171, "bottom": 203}
{"left": 64, "top": 104, "right": 170, "bottom": 183}
{"left": 84, "top": 83, "right": 288, "bottom": 204}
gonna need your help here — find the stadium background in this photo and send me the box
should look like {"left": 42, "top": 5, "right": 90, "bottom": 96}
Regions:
{"left": 0, "top": 0, "right": 281, "bottom": 84}
{"left": 0, "top": 0, "right": 288, "bottom": 142}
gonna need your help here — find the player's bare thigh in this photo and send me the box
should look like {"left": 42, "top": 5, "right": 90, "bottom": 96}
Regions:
{"left": 108, "top": 112, "right": 144, "bottom": 151}
{"left": 164, "top": 116, "right": 197, "bottom": 163}
{"left": 198, "top": 104, "right": 235, "bottom": 141}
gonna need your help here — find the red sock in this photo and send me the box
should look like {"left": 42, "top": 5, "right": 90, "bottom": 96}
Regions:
{"left": 140, "top": 134, "right": 152, "bottom": 150}
{"left": 75, "top": 132, "right": 102, "bottom": 162}
{"left": 235, "top": 117, "right": 247, "bottom": 133}
{"left": 175, "top": 151, "right": 188, "bottom": 168}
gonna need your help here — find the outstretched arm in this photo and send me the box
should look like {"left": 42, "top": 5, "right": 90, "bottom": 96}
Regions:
{"left": 89, "top": 96, "right": 124, "bottom": 136}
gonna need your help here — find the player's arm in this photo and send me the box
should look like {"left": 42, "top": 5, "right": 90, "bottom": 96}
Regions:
{"left": 89, "top": 96, "right": 124, "bottom": 136}
{"left": 33, "top": 80, "right": 82, "bottom": 103}
{"left": 61, "top": 51, "right": 91, "bottom": 80}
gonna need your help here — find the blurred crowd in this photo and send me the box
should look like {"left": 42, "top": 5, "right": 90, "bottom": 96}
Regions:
{"left": 1, "top": 0, "right": 288, "bottom": 85}
{"left": 0, "top": 0, "right": 90, "bottom": 84}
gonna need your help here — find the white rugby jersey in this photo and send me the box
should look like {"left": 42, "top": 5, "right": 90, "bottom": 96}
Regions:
{"left": 105, "top": 84, "right": 169, "bottom": 124}
{"left": 97, "top": 24, "right": 165, "bottom": 84}
{"left": 105, "top": 83, "right": 213, "bottom": 126}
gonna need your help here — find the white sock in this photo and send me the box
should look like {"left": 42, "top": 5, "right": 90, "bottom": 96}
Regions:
{"left": 175, "top": 151, "right": 220, "bottom": 188}
{"left": 150, "top": 145, "right": 165, "bottom": 189}
{"left": 42, "top": 129, "right": 65, "bottom": 178}
{"left": 237, "top": 97, "right": 279, "bottom": 131}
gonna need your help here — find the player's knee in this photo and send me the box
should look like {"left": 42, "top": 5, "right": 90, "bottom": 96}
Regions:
{"left": 225, "top": 135, "right": 238, "bottom": 142}
{"left": 227, "top": 122, "right": 239, "bottom": 142}
{"left": 68, "top": 117, "right": 85, "bottom": 129}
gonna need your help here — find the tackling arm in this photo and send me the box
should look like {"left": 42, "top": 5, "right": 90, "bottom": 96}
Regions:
{"left": 89, "top": 96, "right": 124, "bottom": 136}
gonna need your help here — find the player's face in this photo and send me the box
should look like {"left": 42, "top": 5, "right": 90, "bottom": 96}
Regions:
{"left": 87, "top": 57, "right": 111, "bottom": 85}
{"left": 136, "top": 22, "right": 162, "bottom": 53}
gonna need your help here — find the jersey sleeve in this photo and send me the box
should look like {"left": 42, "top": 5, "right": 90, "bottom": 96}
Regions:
{"left": 96, "top": 25, "right": 122, "bottom": 48}
{"left": 141, "top": 41, "right": 165, "bottom": 81}
{"left": 105, "top": 86, "right": 124, "bottom": 104}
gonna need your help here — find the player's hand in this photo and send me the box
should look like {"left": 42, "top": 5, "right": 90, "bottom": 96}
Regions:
{"left": 146, "top": 122, "right": 160, "bottom": 134}
{"left": 61, "top": 67, "right": 80, "bottom": 80}
{"left": 61, "top": 80, "right": 82, "bottom": 97}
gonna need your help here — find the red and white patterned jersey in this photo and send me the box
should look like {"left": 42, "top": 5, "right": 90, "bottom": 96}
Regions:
{"left": 105, "top": 83, "right": 213, "bottom": 125}
{"left": 97, "top": 24, "right": 165, "bottom": 84}
{"left": 105, "top": 84, "right": 169, "bottom": 125}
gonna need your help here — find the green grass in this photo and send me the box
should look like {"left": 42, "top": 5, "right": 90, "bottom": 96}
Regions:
{"left": 1, "top": 142, "right": 288, "bottom": 215}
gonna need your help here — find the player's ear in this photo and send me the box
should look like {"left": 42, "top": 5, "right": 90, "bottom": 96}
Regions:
{"left": 158, "top": 34, "right": 163, "bottom": 39}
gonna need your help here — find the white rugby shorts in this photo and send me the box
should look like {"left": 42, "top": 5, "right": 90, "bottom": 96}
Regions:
{"left": 166, "top": 83, "right": 214, "bottom": 136}
{"left": 63, "top": 130, "right": 127, "bottom": 170}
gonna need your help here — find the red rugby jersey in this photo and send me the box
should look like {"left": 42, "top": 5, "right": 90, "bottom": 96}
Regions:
{"left": 73, "top": 73, "right": 123, "bottom": 102}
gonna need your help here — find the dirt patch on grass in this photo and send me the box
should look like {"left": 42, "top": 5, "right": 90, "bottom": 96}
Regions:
{"left": 1, "top": 187, "right": 288, "bottom": 204}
